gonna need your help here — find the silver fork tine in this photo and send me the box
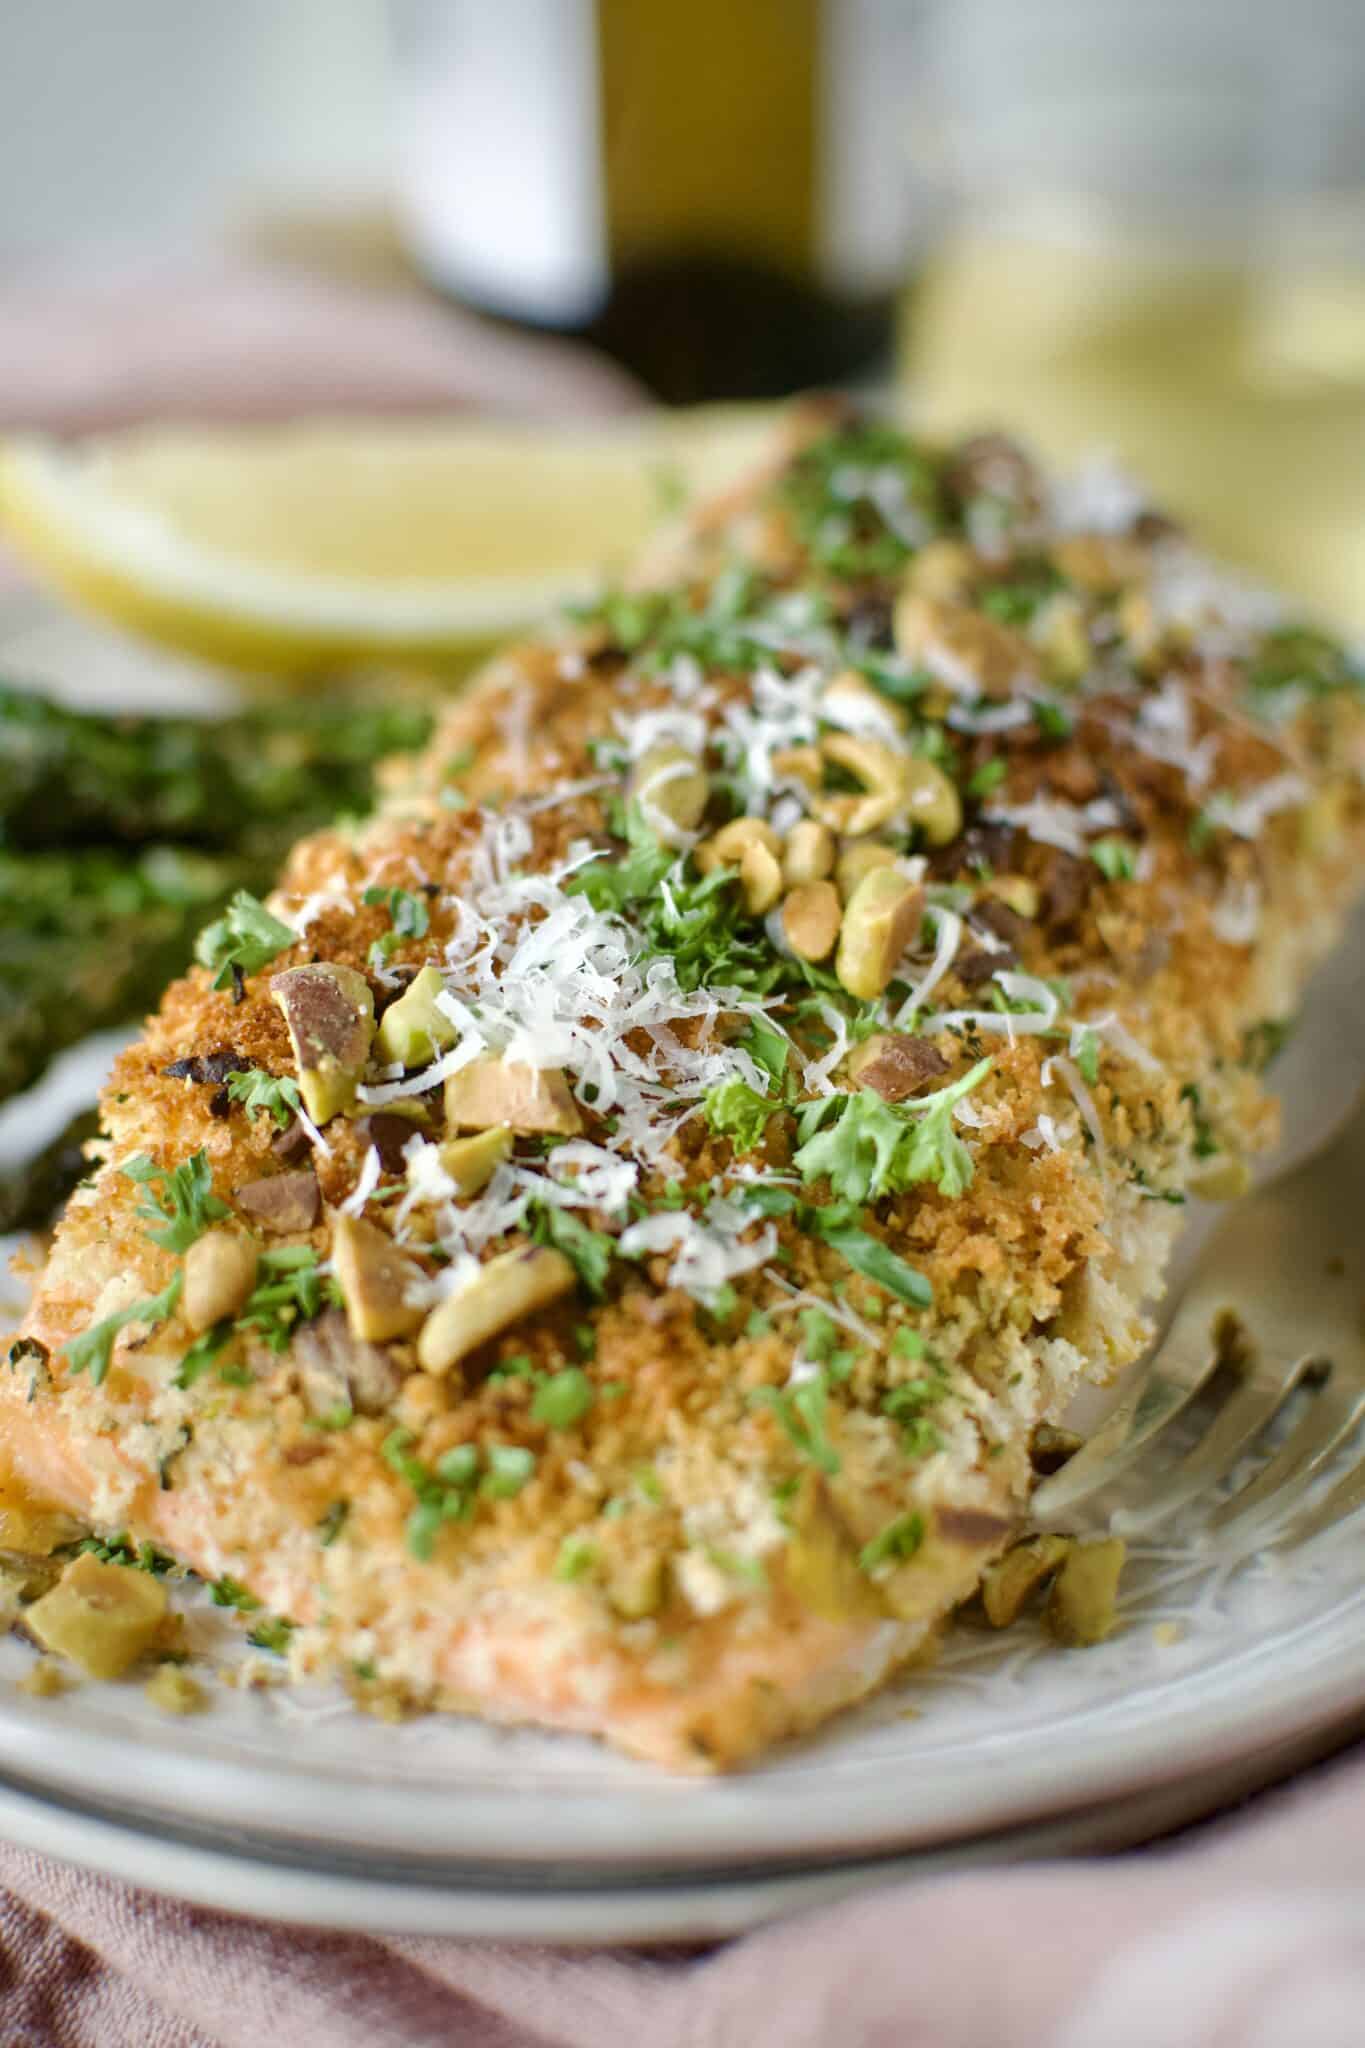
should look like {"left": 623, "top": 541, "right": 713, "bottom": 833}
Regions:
{"left": 1207, "top": 1378, "right": 1365, "bottom": 1535}
{"left": 1111, "top": 1353, "right": 1323, "bottom": 1535}
{"left": 1032, "top": 1087, "right": 1365, "bottom": 1536}
{"left": 1264, "top": 1444, "right": 1365, "bottom": 1550}
{"left": 1029, "top": 1325, "right": 1223, "bottom": 1522}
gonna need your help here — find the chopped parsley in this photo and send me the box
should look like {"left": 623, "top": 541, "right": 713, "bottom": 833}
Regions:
{"left": 1032, "top": 698, "right": 1074, "bottom": 742}
{"left": 383, "top": 1428, "right": 536, "bottom": 1558}
{"left": 64, "top": 1271, "right": 182, "bottom": 1387}
{"left": 317, "top": 1501, "right": 350, "bottom": 1547}
{"left": 978, "top": 563, "right": 1064, "bottom": 625}
{"left": 741, "top": 1014, "right": 793, "bottom": 1089}
{"left": 363, "top": 884, "right": 431, "bottom": 968}
{"left": 122, "top": 1147, "right": 228, "bottom": 1252}
{"left": 1090, "top": 836, "right": 1138, "bottom": 882}
{"left": 750, "top": 1369, "right": 841, "bottom": 1475}
{"left": 1248, "top": 625, "right": 1362, "bottom": 701}
{"left": 174, "top": 1320, "right": 234, "bottom": 1390}
{"left": 483, "top": 1444, "right": 537, "bottom": 1498}
{"left": 530, "top": 1204, "right": 615, "bottom": 1299}
{"left": 552, "top": 1534, "right": 598, "bottom": 1582}
{"left": 75, "top": 1534, "right": 175, "bottom": 1575}
{"left": 966, "top": 757, "right": 1008, "bottom": 799}
{"left": 778, "top": 421, "right": 945, "bottom": 579}
{"left": 209, "top": 1574, "right": 261, "bottom": 1613}
{"left": 565, "top": 801, "right": 673, "bottom": 914}
{"left": 882, "top": 1379, "right": 945, "bottom": 1458}
{"left": 858, "top": 1511, "right": 925, "bottom": 1574}
{"left": 237, "top": 1247, "right": 339, "bottom": 1352}
{"left": 703, "top": 1075, "right": 778, "bottom": 1154}
{"left": 531, "top": 1367, "right": 595, "bottom": 1431}
{"left": 246, "top": 1615, "right": 295, "bottom": 1655}
{"left": 1243, "top": 1016, "right": 1294, "bottom": 1072}
{"left": 816, "top": 1224, "right": 933, "bottom": 1308}
{"left": 1072, "top": 1027, "right": 1101, "bottom": 1088}
{"left": 195, "top": 889, "right": 294, "bottom": 990}
{"left": 793, "top": 1058, "right": 992, "bottom": 1204}
{"left": 225, "top": 1068, "right": 302, "bottom": 1129}
{"left": 798, "top": 1306, "right": 840, "bottom": 1363}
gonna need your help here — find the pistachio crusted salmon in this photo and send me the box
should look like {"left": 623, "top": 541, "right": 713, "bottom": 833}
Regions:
{"left": 7, "top": 407, "right": 1365, "bottom": 1768}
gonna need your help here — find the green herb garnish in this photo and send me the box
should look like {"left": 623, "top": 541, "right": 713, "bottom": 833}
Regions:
{"left": 817, "top": 1226, "right": 933, "bottom": 1308}
{"left": 750, "top": 1369, "right": 841, "bottom": 1475}
{"left": 64, "top": 1271, "right": 183, "bottom": 1387}
{"left": 858, "top": 1511, "right": 925, "bottom": 1573}
{"left": 363, "top": 884, "right": 431, "bottom": 968}
{"left": 195, "top": 889, "right": 294, "bottom": 990}
{"left": 1090, "top": 837, "right": 1138, "bottom": 882}
{"left": 209, "top": 1574, "right": 261, "bottom": 1613}
{"left": 531, "top": 1367, "right": 595, "bottom": 1431}
{"left": 703, "top": 1075, "right": 778, "bottom": 1155}
{"left": 225, "top": 1068, "right": 302, "bottom": 1129}
{"left": 237, "top": 1246, "right": 339, "bottom": 1352}
{"left": 794, "top": 1059, "right": 992, "bottom": 1204}
{"left": 246, "top": 1615, "right": 295, "bottom": 1654}
{"left": 122, "top": 1147, "right": 228, "bottom": 1252}
{"left": 552, "top": 1534, "right": 598, "bottom": 1582}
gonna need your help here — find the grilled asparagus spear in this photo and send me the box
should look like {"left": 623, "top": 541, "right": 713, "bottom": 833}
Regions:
{"left": 0, "top": 686, "right": 436, "bottom": 1102}
{"left": 0, "top": 1108, "right": 101, "bottom": 1235}
{"left": 0, "top": 684, "right": 432, "bottom": 852}
{"left": 0, "top": 845, "right": 255, "bottom": 1101}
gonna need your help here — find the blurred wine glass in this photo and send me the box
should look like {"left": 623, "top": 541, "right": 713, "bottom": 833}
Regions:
{"left": 901, "top": 0, "right": 1365, "bottom": 631}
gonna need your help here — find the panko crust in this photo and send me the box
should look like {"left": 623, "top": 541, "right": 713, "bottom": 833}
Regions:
{"left": 7, "top": 405, "right": 1365, "bottom": 1768}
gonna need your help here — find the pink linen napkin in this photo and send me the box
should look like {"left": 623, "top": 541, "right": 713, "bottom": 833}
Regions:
{"left": 3, "top": 1744, "right": 1365, "bottom": 2048}
{"left": 2, "top": 254, "right": 1363, "bottom": 2048}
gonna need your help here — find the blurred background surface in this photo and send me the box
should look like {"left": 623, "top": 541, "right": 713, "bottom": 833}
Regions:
{"left": 0, "top": 0, "right": 1362, "bottom": 628}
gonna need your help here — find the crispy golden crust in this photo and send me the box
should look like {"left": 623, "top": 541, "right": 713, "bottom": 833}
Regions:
{"left": 8, "top": 408, "right": 1365, "bottom": 1767}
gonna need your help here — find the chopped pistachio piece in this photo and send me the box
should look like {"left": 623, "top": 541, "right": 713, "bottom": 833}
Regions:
{"left": 628, "top": 743, "right": 708, "bottom": 833}
{"left": 835, "top": 868, "right": 924, "bottom": 1000}
{"left": 780, "top": 881, "right": 842, "bottom": 963}
{"left": 374, "top": 964, "right": 458, "bottom": 1069}
{"left": 25, "top": 1552, "right": 168, "bottom": 1678}
{"left": 417, "top": 1246, "right": 575, "bottom": 1377}
{"left": 182, "top": 1229, "right": 258, "bottom": 1334}
{"left": 812, "top": 735, "right": 909, "bottom": 838}
{"left": 271, "top": 963, "right": 375, "bottom": 1125}
{"left": 981, "top": 1534, "right": 1072, "bottom": 1629}
{"left": 330, "top": 1214, "right": 425, "bottom": 1343}
{"left": 18, "top": 1658, "right": 69, "bottom": 1698}
{"left": 1046, "top": 1536, "right": 1126, "bottom": 1646}
{"left": 444, "top": 1055, "right": 582, "bottom": 1136}
{"left": 437, "top": 1125, "right": 514, "bottom": 1195}
{"left": 145, "top": 1664, "right": 207, "bottom": 1715}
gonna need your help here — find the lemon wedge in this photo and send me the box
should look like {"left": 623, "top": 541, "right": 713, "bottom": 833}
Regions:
{"left": 0, "top": 408, "right": 779, "bottom": 674}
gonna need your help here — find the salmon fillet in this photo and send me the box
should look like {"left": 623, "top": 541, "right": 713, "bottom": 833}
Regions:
{"left": 7, "top": 406, "right": 1365, "bottom": 1768}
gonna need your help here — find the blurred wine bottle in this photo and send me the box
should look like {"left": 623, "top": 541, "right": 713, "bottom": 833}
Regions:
{"left": 392, "top": 0, "right": 921, "bottom": 402}
{"left": 902, "top": 0, "right": 1365, "bottom": 634}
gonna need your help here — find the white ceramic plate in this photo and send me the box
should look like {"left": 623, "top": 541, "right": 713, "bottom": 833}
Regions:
{"left": 0, "top": 1715, "right": 1358, "bottom": 1941}
{"left": 2, "top": 596, "right": 1364, "bottom": 1920}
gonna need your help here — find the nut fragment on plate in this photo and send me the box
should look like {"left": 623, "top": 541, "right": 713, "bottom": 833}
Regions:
{"left": 24, "top": 1554, "right": 168, "bottom": 1679}
{"left": 1046, "top": 1537, "right": 1126, "bottom": 1646}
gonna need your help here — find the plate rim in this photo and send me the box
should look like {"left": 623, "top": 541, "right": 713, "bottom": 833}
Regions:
{"left": 2, "top": 1716, "right": 1357, "bottom": 1943}
{"left": 0, "top": 1580, "right": 1363, "bottom": 1870}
